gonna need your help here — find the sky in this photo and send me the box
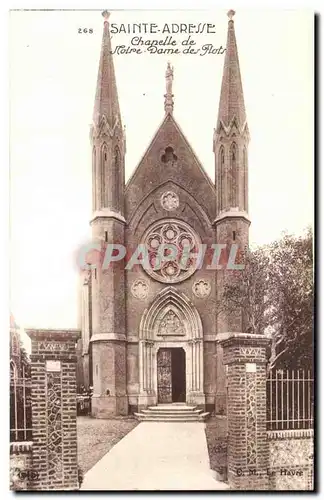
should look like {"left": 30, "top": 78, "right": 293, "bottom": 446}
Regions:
{"left": 9, "top": 9, "right": 314, "bottom": 335}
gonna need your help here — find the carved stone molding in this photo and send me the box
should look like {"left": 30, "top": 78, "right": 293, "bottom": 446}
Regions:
{"left": 188, "top": 338, "right": 203, "bottom": 345}
{"left": 192, "top": 279, "right": 211, "bottom": 299}
{"left": 160, "top": 191, "right": 179, "bottom": 211}
{"left": 131, "top": 279, "right": 149, "bottom": 299}
{"left": 144, "top": 340, "right": 155, "bottom": 347}
{"left": 139, "top": 286, "right": 203, "bottom": 342}
{"left": 239, "top": 346, "right": 263, "bottom": 358}
{"left": 157, "top": 309, "right": 185, "bottom": 336}
{"left": 38, "top": 342, "right": 69, "bottom": 352}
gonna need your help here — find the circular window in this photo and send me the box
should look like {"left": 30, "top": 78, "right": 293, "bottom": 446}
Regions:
{"left": 142, "top": 219, "right": 201, "bottom": 283}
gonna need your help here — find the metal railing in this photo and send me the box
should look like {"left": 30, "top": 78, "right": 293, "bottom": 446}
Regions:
{"left": 77, "top": 393, "right": 91, "bottom": 415}
{"left": 266, "top": 369, "right": 314, "bottom": 430}
{"left": 10, "top": 361, "right": 32, "bottom": 442}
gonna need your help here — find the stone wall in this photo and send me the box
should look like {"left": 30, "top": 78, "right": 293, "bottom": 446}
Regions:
{"left": 10, "top": 442, "right": 33, "bottom": 490}
{"left": 267, "top": 430, "right": 314, "bottom": 491}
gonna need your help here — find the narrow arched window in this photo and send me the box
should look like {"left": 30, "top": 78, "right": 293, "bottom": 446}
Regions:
{"left": 11, "top": 334, "right": 19, "bottom": 356}
{"left": 230, "top": 143, "right": 237, "bottom": 207}
{"left": 101, "top": 144, "right": 107, "bottom": 207}
{"left": 218, "top": 146, "right": 225, "bottom": 212}
{"left": 10, "top": 359, "right": 17, "bottom": 379}
{"left": 114, "top": 146, "right": 121, "bottom": 211}
{"left": 92, "top": 147, "right": 97, "bottom": 211}
{"left": 243, "top": 147, "right": 248, "bottom": 211}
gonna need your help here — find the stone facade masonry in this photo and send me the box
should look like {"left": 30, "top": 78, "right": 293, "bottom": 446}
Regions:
{"left": 78, "top": 13, "right": 252, "bottom": 418}
{"left": 10, "top": 442, "right": 33, "bottom": 490}
{"left": 267, "top": 430, "right": 314, "bottom": 490}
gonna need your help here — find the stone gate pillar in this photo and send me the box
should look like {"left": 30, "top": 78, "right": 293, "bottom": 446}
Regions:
{"left": 27, "top": 329, "right": 81, "bottom": 491}
{"left": 220, "top": 333, "right": 271, "bottom": 490}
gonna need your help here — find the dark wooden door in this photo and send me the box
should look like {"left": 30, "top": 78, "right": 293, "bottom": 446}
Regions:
{"left": 157, "top": 348, "right": 172, "bottom": 403}
{"left": 172, "top": 348, "right": 186, "bottom": 402}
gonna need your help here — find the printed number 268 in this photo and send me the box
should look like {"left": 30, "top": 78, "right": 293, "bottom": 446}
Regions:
{"left": 78, "top": 28, "right": 93, "bottom": 34}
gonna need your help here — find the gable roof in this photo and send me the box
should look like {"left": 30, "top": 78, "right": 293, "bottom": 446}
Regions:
{"left": 125, "top": 112, "right": 215, "bottom": 194}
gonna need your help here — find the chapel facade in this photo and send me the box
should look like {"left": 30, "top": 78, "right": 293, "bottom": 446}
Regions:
{"left": 77, "top": 9, "right": 250, "bottom": 417}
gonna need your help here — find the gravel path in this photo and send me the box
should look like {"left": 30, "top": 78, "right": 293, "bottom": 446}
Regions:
{"left": 77, "top": 416, "right": 138, "bottom": 474}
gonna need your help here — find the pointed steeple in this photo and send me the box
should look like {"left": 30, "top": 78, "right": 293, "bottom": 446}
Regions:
{"left": 164, "top": 62, "right": 174, "bottom": 115}
{"left": 92, "top": 10, "right": 121, "bottom": 128}
{"left": 217, "top": 10, "right": 247, "bottom": 129}
{"left": 90, "top": 11, "right": 125, "bottom": 219}
{"left": 213, "top": 10, "right": 250, "bottom": 220}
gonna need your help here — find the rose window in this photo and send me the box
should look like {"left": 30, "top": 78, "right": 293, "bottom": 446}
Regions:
{"left": 142, "top": 219, "right": 200, "bottom": 283}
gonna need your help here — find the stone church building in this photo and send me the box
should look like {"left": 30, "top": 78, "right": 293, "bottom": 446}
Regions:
{"left": 77, "top": 10, "right": 250, "bottom": 417}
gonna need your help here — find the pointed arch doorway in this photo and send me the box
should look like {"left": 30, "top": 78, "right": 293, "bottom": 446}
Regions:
{"left": 138, "top": 287, "right": 205, "bottom": 408}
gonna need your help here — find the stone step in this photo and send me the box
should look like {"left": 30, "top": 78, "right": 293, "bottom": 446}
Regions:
{"left": 134, "top": 414, "right": 209, "bottom": 422}
{"left": 147, "top": 405, "right": 198, "bottom": 412}
{"left": 134, "top": 410, "right": 210, "bottom": 422}
{"left": 198, "top": 412, "right": 210, "bottom": 419}
{"left": 135, "top": 412, "right": 200, "bottom": 418}
{"left": 157, "top": 403, "right": 190, "bottom": 406}
{"left": 141, "top": 408, "right": 202, "bottom": 416}
{"left": 136, "top": 419, "right": 203, "bottom": 423}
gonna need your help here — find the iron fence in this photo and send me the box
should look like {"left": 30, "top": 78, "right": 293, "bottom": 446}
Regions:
{"left": 266, "top": 369, "right": 314, "bottom": 430}
{"left": 10, "top": 361, "right": 32, "bottom": 442}
{"left": 77, "top": 393, "right": 91, "bottom": 415}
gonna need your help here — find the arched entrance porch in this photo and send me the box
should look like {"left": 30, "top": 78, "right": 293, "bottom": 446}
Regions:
{"left": 138, "top": 286, "right": 205, "bottom": 408}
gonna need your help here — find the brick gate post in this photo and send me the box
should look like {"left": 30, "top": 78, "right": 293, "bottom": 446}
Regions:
{"left": 220, "top": 333, "right": 271, "bottom": 490}
{"left": 26, "top": 329, "right": 81, "bottom": 491}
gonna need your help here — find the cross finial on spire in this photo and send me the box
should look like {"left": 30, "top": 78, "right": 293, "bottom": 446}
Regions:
{"left": 164, "top": 61, "right": 174, "bottom": 115}
{"left": 102, "top": 10, "right": 111, "bottom": 22}
{"left": 227, "top": 9, "right": 235, "bottom": 20}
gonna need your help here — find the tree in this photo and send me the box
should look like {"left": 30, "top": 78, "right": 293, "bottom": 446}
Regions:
{"left": 219, "top": 228, "right": 314, "bottom": 370}
{"left": 267, "top": 228, "right": 313, "bottom": 370}
{"left": 220, "top": 246, "right": 271, "bottom": 336}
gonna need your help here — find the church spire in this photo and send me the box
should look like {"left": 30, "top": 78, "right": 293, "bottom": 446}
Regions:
{"left": 217, "top": 10, "right": 247, "bottom": 129}
{"left": 92, "top": 10, "right": 121, "bottom": 128}
{"left": 164, "top": 62, "right": 174, "bottom": 115}
{"left": 213, "top": 10, "right": 250, "bottom": 218}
